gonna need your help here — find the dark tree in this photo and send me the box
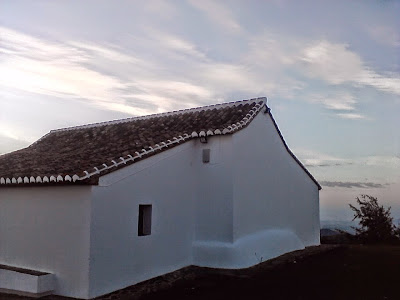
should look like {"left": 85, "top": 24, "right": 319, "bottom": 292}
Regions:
{"left": 350, "top": 194, "right": 399, "bottom": 244}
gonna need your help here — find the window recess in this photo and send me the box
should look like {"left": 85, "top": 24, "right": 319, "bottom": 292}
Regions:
{"left": 138, "top": 204, "right": 152, "bottom": 236}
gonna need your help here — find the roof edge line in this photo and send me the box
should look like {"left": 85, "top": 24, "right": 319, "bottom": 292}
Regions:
{"left": 41, "top": 97, "right": 267, "bottom": 136}
{"left": 266, "top": 109, "right": 322, "bottom": 190}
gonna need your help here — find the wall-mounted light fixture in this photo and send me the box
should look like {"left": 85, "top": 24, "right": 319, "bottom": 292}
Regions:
{"left": 199, "top": 131, "right": 208, "bottom": 143}
{"left": 200, "top": 136, "right": 208, "bottom": 143}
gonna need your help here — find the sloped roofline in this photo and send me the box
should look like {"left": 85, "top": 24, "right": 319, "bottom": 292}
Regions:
{"left": 265, "top": 108, "right": 322, "bottom": 190}
{"left": 0, "top": 97, "right": 266, "bottom": 186}
{"left": 33, "top": 97, "right": 267, "bottom": 145}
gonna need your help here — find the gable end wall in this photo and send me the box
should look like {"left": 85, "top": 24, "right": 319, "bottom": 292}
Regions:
{"left": 232, "top": 111, "right": 320, "bottom": 247}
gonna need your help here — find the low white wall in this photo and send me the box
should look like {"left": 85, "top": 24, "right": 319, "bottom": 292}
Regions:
{"left": 232, "top": 112, "right": 320, "bottom": 246}
{"left": 88, "top": 141, "right": 196, "bottom": 298}
{"left": 0, "top": 186, "right": 92, "bottom": 298}
{"left": 0, "top": 269, "right": 55, "bottom": 294}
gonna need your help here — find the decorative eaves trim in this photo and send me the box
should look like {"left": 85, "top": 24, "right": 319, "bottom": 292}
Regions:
{"left": 0, "top": 174, "right": 80, "bottom": 185}
{"left": 0, "top": 98, "right": 266, "bottom": 186}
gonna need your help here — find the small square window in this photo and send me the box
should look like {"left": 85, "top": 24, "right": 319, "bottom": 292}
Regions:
{"left": 138, "top": 204, "right": 152, "bottom": 236}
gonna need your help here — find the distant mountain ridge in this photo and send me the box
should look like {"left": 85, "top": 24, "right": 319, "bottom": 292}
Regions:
{"left": 320, "top": 228, "right": 340, "bottom": 237}
{"left": 321, "top": 218, "right": 400, "bottom": 235}
{"left": 320, "top": 220, "right": 357, "bottom": 234}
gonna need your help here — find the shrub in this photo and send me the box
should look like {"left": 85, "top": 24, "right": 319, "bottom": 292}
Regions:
{"left": 350, "top": 194, "right": 399, "bottom": 244}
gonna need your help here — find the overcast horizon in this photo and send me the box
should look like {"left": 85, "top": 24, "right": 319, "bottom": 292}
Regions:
{"left": 1, "top": 0, "right": 399, "bottom": 222}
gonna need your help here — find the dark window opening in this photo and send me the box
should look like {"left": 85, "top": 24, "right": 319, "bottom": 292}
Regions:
{"left": 138, "top": 204, "right": 152, "bottom": 236}
{"left": 202, "top": 149, "right": 210, "bottom": 163}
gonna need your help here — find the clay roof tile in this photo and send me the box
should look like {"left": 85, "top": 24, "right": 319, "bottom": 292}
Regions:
{"left": 0, "top": 97, "right": 266, "bottom": 186}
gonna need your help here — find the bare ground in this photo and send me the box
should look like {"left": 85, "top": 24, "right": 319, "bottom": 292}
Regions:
{"left": 1, "top": 244, "right": 399, "bottom": 300}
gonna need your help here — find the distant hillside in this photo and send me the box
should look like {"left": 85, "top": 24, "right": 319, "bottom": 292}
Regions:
{"left": 320, "top": 228, "right": 340, "bottom": 237}
{"left": 322, "top": 218, "right": 400, "bottom": 235}
{"left": 320, "top": 220, "right": 357, "bottom": 234}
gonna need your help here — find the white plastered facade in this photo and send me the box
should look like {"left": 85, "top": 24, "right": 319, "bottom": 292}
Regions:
{"left": 0, "top": 110, "right": 320, "bottom": 299}
{"left": 0, "top": 186, "right": 92, "bottom": 298}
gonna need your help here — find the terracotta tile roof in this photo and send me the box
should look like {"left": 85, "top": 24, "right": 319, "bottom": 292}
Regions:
{"left": 0, "top": 98, "right": 266, "bottom": 186}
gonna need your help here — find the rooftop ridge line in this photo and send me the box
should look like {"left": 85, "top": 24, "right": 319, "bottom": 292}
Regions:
{"left": 32, "top": 97, "right": 266, "bottom": 145}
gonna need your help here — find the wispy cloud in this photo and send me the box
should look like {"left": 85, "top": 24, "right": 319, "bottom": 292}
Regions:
{"left": 0, "top": 130, "right": 30, "bottom": 154}
{"left": 363, "top": 156, "right": 400, "bottom": 168}
{"left": 0, "top": 27, "right": 215, "bottom": 117}
{"left": 356, "top": 69, "right": 400, "bottom": 95}
{"left": 143, "top": 0, "right": 179, "bottom": 19}
{"left": 0, "top": 128, "right": 21, "bottom": 141}
{"left": 307, "top": 92, "right": 368, "bottom": 119}
{"left": 245, "top": 34, "right": 298, "bottom": 68}
{"left": 293, "top": 149, "right": 352, "bottom": 167}
{"left": 127, "top": 80, "right": 214, "bottom": 111}
{"left": 188, "top": 0, "right": 242, "bottom": 34}
{"left": 297, "top": 150, "right": 400, "bottom": 171}
{"left": 1, "top": 26, "right": 256, "bottom": 121}
{"left": 310, "top": 93, "right": 357, "bottom": 111}
{"left": 301, "top": 40, "right": 364, "bottom": 85}
{"left": 0, "top": 23, "right": 397, "bottom": 142}
{"left": 68, "top": 41, "right": 137, "bottom": 63}
{"left": 0, "top": 26, "right": 139, "bottom": 115}
{"left": 366, "top": 25, "right": 400, "bottom": 47}
{"left": 296, "top": 149, "right": 400, "bottom": 187}
{"left": 335, "top": 113, "right": 367, "bottom": 120}
{"left": 142, "top": 29, "right": 209, "bottom": 61}
{"left": 3, "top": 24, "right": 395, "bottom": 124}
{"left": 0, "top": 26, "right": 84, "bottom": 62}
{"left": 243, "top": 32, "right": 397, "bottom": 119}
{"left": 320, "top": 181, "right": 387, "bottom": 189}
{"left": 300, "top": 40, "right": 400, "bottom": 96}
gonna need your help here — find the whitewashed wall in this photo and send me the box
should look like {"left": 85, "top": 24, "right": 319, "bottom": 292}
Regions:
{"left": 0, "top": 186, "right": 92, "bottom": 298}
{"left": 192, "top": 135, "right": 234, "bottom": 243}
{"left": 231, "top": 111, "right": 320, "bottom": 260}
{"left": 192, "top": 112, "right": 319, "bottom": 268}
{"left": 89, "top": 110, "right": 320, "bottom": 295}
{"left": 88, "top": 141, "right": 197, "bottom": 298}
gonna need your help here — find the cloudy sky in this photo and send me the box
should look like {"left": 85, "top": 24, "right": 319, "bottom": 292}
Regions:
{"left": 1, "top": 0, "right": 399, "bottom": 222}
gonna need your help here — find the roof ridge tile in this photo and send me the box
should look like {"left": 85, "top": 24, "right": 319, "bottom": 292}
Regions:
{"left": 33, "top": 97, "right": 267, "bottom": 143}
